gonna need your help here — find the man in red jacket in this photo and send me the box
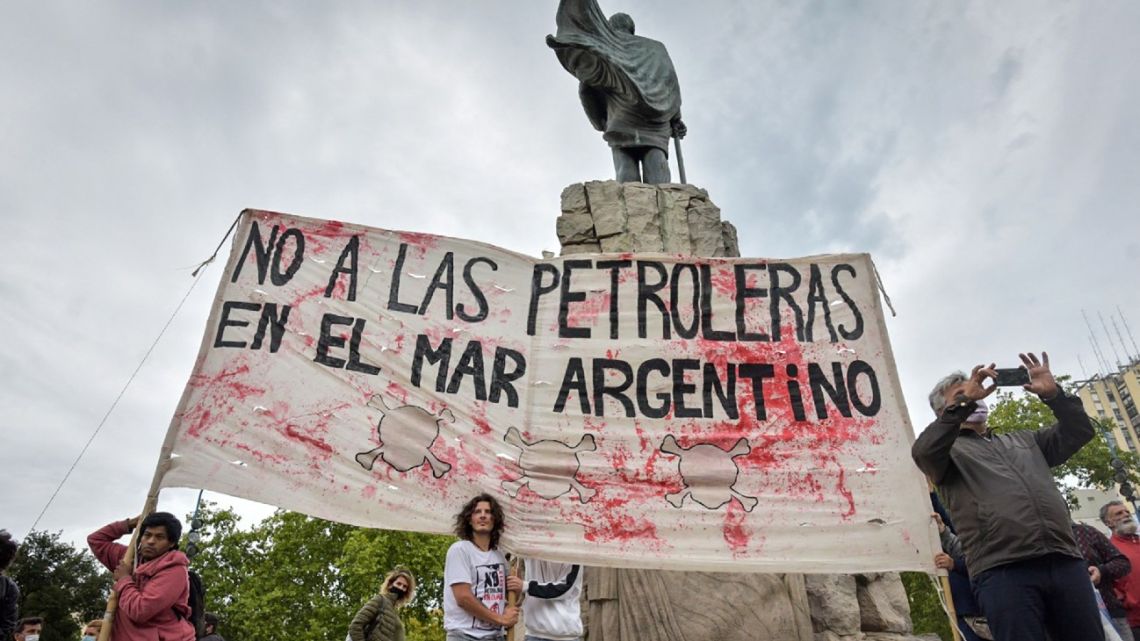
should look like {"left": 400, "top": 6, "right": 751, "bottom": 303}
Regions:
{"left": 88, "top": 512, "right": 195, "bottom": 641}
{"left": 1104, "top": 500, "right": 1140, "bottom": 640}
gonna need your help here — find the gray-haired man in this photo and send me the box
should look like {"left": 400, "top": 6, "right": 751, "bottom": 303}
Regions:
{"left": 912, "top": 352, "right": 1101, "bottom": 641}
{"left": 1104, "top": 500, "right": 1140, "bottom": 638}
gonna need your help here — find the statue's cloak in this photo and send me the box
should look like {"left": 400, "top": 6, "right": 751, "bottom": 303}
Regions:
{"left": 546, "top": 0, "right": 682, "bottom": 135}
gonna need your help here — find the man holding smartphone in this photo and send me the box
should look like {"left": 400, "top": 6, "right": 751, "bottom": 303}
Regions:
{"left": 913, "top": 352, "right": 1101, "bottom": 641}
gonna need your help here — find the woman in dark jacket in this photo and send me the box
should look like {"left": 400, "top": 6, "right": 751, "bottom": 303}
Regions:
{"left": 348, "top": 567, "right": 416, "bottom": 641}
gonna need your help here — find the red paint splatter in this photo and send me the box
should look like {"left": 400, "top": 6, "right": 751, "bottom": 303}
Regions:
{"left": 473, "top": 415, "right": 492, "bottom": 437}
{"left": 581, "top": 513, "right": 658, "bottom": 544}
{"left": 233, "top": 442, "right": 287, "bottom": 464}
{"left": 385, "top": 381, "right": 411, "bottom": 405}
{"left": 297, "top": 218, "right": 365, "bottom": 255}
{"left": 722, "top": 500, "right": 750, "bottom": 554}
{"left": 288, "top": 284, "right": 328, "bottom": 309}
{"left": 185, "top": 363, "right": 266, "bottom": 437}
{"left": 283, "top": 424, "right": 333, "bottom": 454}
{"left": 835, "top": 466, "right": 855, "bottom": 517}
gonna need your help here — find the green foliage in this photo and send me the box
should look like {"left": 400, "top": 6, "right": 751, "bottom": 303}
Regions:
{"left": 188, "top": 503, "right": 451, "bottom": 641}
{"left": 901, "top": 572, "right": 951, "bottom": 641}
{"left": 9, "top": 531, "right": 109, "bottom": 641}
{"left": 986, "top": 377, "right": 1140, "bottom": 497}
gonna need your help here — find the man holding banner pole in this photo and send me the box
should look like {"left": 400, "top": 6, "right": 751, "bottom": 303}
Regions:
{"left": 88, "top": 513, "right": 195, "bottom": 641}
{"left": 444, "top": 494, "right": 523, "bottom": 641}
{"left": 913, "top": 352, "right": 1101, "bottom": 641}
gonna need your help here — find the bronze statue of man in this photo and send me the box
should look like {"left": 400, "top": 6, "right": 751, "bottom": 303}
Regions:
{"left": 547, "top": 0, "right": 687, "bottom": 184}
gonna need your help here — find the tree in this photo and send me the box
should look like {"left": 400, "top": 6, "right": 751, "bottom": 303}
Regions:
{"left": 187, "top": 503, "right": 452, "bottom": 641}
{"left": 987, "top": 377, "right": 1140, "bottom": 501}
{"left": 902, "top": 572, "right": 952, "bottom": 641}
{"left": 9, "top": 531, "right": 109, "bottom": 641}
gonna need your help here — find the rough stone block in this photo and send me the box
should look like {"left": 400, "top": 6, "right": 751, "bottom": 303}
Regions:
{"left": 856, "top": 573, "right": 911, "bottom": 634}
{"left": 599, "top": 233, "right": 633, "bottom": 253}
{"left": 560, "top": 183, "right": 589, "bottom": 216}
{"left": 561, "top": 242, "right": 601, "bottom": 256}
{"left": 557, "top": 213, "right": 597, "bottom": 246}
{"left": 687, "top": 203, "right": 724, "bottom": 257}
{"left": 721, "top": 221, "right": 740, "bottom": 257}
{"left": 658, "top": 189, "right": 692, "bottom": 253}
{"left": 813, "top": 633, "right": 863, "bottom": 641}
{"left": 623, "top": 182, "right": 659, "bottom": 214}
{"left": 585, "top": 181, "right": 626, "bottom": 238}
{"left": 806, "top": 574, "right": 861, "bottom": 635}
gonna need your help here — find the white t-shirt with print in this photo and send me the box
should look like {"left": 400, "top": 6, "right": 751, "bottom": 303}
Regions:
{"left": 443, "top": 540, "right": 508, "bottom": 637}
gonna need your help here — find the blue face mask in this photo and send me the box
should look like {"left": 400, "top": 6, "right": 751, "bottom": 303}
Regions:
{"left": 82, "top": 635, "right": 96, "bottom": 641}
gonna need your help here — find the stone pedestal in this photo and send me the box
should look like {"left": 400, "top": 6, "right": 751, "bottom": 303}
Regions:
{"left": 557, "top": 181, "right": 739, "bottom": 257}
{"left": 555, "top": 181, "right": 926, "bottom": 641}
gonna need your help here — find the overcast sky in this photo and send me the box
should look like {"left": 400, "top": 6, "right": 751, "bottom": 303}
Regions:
{"left": 3, "top": 0, "right": 1139, "bottom": 547}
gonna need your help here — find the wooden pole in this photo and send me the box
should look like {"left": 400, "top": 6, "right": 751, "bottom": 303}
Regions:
{"left": 98, "top": 430, "right": 176, "bottom": 641}
{"left": 95, "top": 498, "right": 157, "bottom": 641}
{"left": 506, "top": 556, "right": 521, "bottom": 641}
{"left": 939, "top": 572, "right": 963, "bottom": 641}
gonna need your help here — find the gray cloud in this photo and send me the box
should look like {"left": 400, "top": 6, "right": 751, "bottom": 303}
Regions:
{"left": 2, "top": 0, "right": 1138, "bottom": 545}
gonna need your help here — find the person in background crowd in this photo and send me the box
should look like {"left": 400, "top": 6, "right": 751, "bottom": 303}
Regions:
{"left": 13, "top": 618, "right": 42, "bottom": 641}
{"left": 0, "top": 531, "right": 19, "bottom": 641}
{"left": 912, "top": 352, "right": 1101, "bottom": 641}
{"left": 443, "top": 493, "right": 523, "bottom": 641}
{"left": 348, "top": 567, "right": 416, "bottom": 641}
{"left": 1073, "top": 517, "right": 1134, "bottom": 640}
{"left": 522, "top": 559, "right": 583, "bottom": 641}
{"left": 88, "top": 513, "right": 195, "bottom": 641}
{"left": 930, "top": 507, "right": 991, "bottom": 641}
{"left": 81, "top": 620, "right": 103, "bottom": 641}
{"left": 1103, "top": 500, "right": 1140, "bottom": 639}
{"left": 199, "top": 614, "right": 225, "bottom": 641}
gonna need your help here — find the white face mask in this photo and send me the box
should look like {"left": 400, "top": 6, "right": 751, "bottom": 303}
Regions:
{"left": 966, "top": 399, "right": 989, "bottom": 424}
{"left": 25, "top": 635, "right": 40, "bottom": 641}
{"left": 1116, "top": 518, "right": 1139, "bottom": 536}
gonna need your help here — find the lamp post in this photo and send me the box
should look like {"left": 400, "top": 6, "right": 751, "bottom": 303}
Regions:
{"left": 185, "top": 489, "right": 205, "bottom": 558}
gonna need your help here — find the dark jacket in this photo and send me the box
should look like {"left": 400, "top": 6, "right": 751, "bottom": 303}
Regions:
{"left": 1073, "top": 522, "right": 1131, "bottom": 617}
{"left": 0, "top": 575, "right": 18, "bottom": 640}
{"left": 348, "top": 593, "right": 403, "bottom": 641}
{"left": 931, "top": 493, "right": 982, "bottom": 617}
{"left": 912, "top": 391, "right": 1094, "bottom": 576}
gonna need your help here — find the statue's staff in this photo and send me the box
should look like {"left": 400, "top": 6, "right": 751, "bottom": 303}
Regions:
{"left": 672, "top": 121, "right": 687, "bottom": 184}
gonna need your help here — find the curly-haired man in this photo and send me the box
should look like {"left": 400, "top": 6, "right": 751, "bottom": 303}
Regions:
{"left": 443, "top": 494, "right": 523, "bottom": 641}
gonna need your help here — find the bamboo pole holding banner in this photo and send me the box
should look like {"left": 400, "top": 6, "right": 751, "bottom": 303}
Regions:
{"left": 98, "top": 212, "right": 249, "bottom": 641}
{"left": 506, "top": 555, "right": 521, "bottom": 641}
{"left": 939, "top": 572, "right": 963, "bottom": 641}
{"left": 926, "top": 480, "right": 962, "bottom": 641}
{"left": 97, "top": 412, "right": 184, "bottom": 641}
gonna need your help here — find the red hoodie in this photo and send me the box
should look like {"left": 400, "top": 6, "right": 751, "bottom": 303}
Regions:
{"left": 88, "top": 520, "right": 195, "bottom": 641}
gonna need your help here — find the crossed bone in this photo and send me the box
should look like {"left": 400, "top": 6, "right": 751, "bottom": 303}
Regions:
{"left": 354, "top": 395, "right": 454, "bottom": 479}
{"left": 502, "top": 426, "right": 597, "bottom": 502}
{"left": 660, "top": 434, "right": 758, "bottom": 512}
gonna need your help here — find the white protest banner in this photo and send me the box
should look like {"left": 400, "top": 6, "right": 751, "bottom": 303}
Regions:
{"left": 159, "top": 209, "right": 937, "bottom": 572}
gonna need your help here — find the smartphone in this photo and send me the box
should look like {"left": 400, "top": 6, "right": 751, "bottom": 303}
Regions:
{"left": 994, "top": 367, "right": 1030, "bottom": 387}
